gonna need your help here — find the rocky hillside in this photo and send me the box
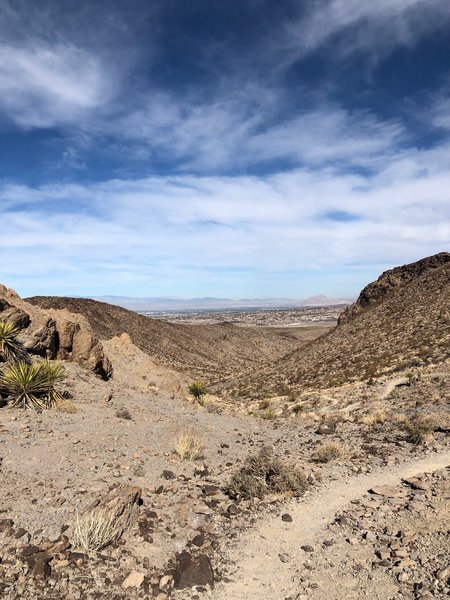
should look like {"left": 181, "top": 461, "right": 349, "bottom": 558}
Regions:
{"left": 339, "top": 252, "right": 450, "bottom": 324}
{"left": 25, "top": 296, "right": 310, "bottom": 383}
{"left": 228, "top": 253, "right": 450, "bottom": 394}
{"left": 0, "top": 285, "right": 112, "bottom": 379}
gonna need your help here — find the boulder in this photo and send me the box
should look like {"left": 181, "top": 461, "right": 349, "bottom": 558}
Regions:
{"left": 174, "top": 552, "right": 214, "bottom": 589}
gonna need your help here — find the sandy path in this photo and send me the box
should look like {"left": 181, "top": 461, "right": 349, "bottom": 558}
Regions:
{"left": 378, "top": 376, "right": 409, "bottom": 400}
{"left": 207, "top": 450, "right": 450, "bottom": 600}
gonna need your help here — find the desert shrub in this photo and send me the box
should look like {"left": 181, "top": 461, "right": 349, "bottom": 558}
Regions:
{"left": 360, "top": 409, "right": 387, "bottom": 426}
{"left": 292, "top": 403, "right": 304, "bottom": 414}
{"left": 0, "top": 321, "right": 29, "bottom": 363}
{"left": 227, "top": 446, "right": 307, "bottom": 500}
{"left": 116, "top": 407, "right": 132, "bottom": 420}
{"left": 260, "top": 408, "right": 277, "bottom": 420}
{"left": 73, "top": 507, "right": 136, "bottom": 552}
{"left": 0, "top": 360, "right": 65, "bottom": 410}
{"left": 403, "top": 417, "right": 435, "bottom": 445}
{"left": 313, "top": 443, "right": 345, "bottom": 463}
{"left": 174, "top": 433, "right": 205, "bottom": 461}
{"left": 405, "top": 369, "right": 421, "bottom": 385}
{"left": 188, "top": 381, "right": 207, "bottom": 404}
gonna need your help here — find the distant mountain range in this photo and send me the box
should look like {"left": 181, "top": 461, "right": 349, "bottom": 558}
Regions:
{"left": 91, "top": 294, "right": 353, "bottom": 312}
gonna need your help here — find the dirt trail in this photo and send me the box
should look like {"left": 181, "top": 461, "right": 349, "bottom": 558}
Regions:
{"left": 378, "top": 375, "right": 409, "bottom": 400}
{"left": 205, "top": 450, "right": 450, "bottom": 600}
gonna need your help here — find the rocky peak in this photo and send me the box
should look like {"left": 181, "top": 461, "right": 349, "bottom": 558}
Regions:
{"left": 339, "top": 252, "right": 450, "bottom": 324}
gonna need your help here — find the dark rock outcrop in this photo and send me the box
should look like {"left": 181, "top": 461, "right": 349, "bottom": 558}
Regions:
{"left": 339, "top": 252, "right": 450, "bottom": 324}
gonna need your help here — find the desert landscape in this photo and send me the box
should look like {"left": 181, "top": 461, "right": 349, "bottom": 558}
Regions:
{"left": 0, "top": 253, "right": 449, "bottom": 600}
{"left": 2, "top": 2, "right": 449, "bottom": 598}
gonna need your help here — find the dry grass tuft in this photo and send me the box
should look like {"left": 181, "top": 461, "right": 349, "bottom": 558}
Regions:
{"left": 174, "top": 433, "right": 205, "bottom": 461}
{"left": 313, "top": 442, "right": 345, "bottom": 463}
{"left": 359, "top": 408, "right": 387, "bottom": 426}
{"left": 258, "top": 399, "right": 271, "bottom": 410}
{"left": 298, "top": 410, "right": 320, "bottom": 423}
{"left": 73, "top": 506, "right": 136, "bottom": 552}
{"left": 227, "top": 446, "right": 307, "bottom": 500}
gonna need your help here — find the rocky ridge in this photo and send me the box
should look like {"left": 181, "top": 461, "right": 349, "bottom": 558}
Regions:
{"left": 0, "top": 284, "right": 112, "bottom": 379}
{"left": 339, "top": 252, "right": 450, "bottom": 324}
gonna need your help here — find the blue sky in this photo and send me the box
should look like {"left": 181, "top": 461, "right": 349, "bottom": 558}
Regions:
{"left": 1, "top": 0, "right": 449, "bottom": 299}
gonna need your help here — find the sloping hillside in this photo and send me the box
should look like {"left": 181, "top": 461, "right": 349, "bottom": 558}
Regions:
{"left": 228, "top": 253, "right": 450, "bottom": 395}
{"left": 25, "top": 296, "right": 315, "bottom": 382}
{"left": 339, "top": 252, "right": 450, "bottom": 323}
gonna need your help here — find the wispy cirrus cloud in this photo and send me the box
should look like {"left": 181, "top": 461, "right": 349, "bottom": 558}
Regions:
{"left": 0, "top": 44, "right": 113, "bottom": 128}
{"left": 106, "top": 87, "right": 406, "bottom": 173}
{"left": 0, "top": 0, "right": 447, "bottom": 177}
{"left": 284, "top": 0, "right": 450, "bottom": 59}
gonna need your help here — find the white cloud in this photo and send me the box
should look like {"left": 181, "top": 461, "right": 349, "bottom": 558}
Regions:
{"left": 286, "top": 0, "right": 450, "bottom": 59}
{"left": 1, "top": 139, "right": 449, "bottom": 296}
{"left": 0, "top": 43, "right": 114, "bottom": 128}
{"left": 111, "top": 87, "right": 407, "bottom": 173}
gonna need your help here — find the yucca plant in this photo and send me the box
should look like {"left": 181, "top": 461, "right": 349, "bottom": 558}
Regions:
{"left": 0, "top": 360, "right": 66, "bottom": 410}
{"left": 188, "top": 380, "right": 207, "bottom": 403}
{"left": 0, "top": 321, "right": 29, "bottom": 363}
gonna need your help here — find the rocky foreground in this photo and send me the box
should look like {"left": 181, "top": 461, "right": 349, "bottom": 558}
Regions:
{"left": 0, "top": 358, "right": 449, "bottom": 599}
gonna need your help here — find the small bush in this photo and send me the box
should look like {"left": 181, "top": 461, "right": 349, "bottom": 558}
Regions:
{"left": 188, "top": 381, "right": 207, "bottom": 403}
{"left": 360, "top": 409, "right": 387, "bottom": 426}
{"left": 227, "top": 446, "right": 307, "bottom": 500}
{"left": 260, "top": 408, "right": 277, "bottom": 420}
{"left": 292, "top": 403, "right": 304, "bottom": 414}
{"left": 274, "top": 383, "right": 296, "bottom": 400}
{"left": 0, "top": 360, "right": 65, "bottom": 410}
{"left": 73, "top": 507, "right": 136, "bottom": 552}
{"left": 174, "top": 433, "right": 205, "bottom": 461}
{"left": 314, "top": 443, "right": 344, "bottom": 463}
{"left": 0, "top": 321, "right": 29, "bottom": 363}
{"left": 403, "top": 417, "right": 435, "bottom": 445}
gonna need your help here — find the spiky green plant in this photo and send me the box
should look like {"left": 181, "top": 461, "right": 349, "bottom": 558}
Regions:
{"left": 0, "top": 321, "right": 29, "bottom": 363}
{"left": 188, "top": 380, "right": 207, "bottom": 403}
{"left": 0, "top": 360, "right": 66, "bottom": 410}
